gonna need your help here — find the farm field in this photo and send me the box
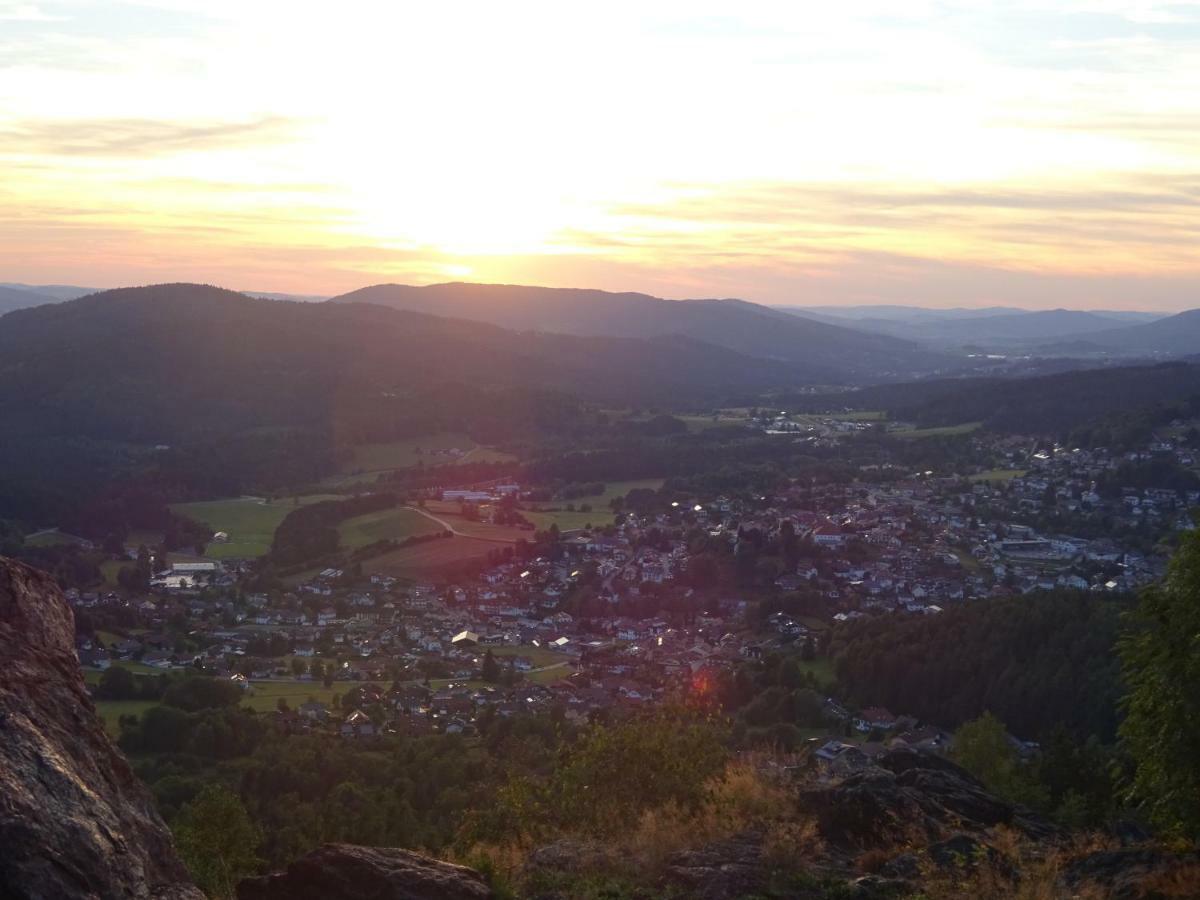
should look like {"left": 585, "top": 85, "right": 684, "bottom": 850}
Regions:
{"left": 523, "top": 478, "right": 664, "bottom": 532}
{"left": 969, "top": 468, "right": 1027, "bottom": 483}
{"left": 81, "top": 661, "right": 164, "bottom": 685}
{"left": 24, "top": 529, "right": 90, "bottom": 548}
{"left": 240, "top": 679, "right": 376, "bottom": 713}
{"left": 676, "top": 413, "right": 752, "bottom": 431}
{"left": 420, "top": 501, "right": 531, "bottom": 542}
{"left": 488, "top": 644, "right": 569, "bottom": 667}
{"left": 337, "top": 506, "right": 443, "bottom": 549}
{"left": 171, "top": 494, "right": 340, "bottom": 559}
{"left": 363, "top": 534, "right": 498, "bottom": 579}
{"left": 891, "top": 422, "right": 983, "bottom": 440}
{"left": 93, "top": 700, "right": 157, "bottom": 736}
{"left": 328, "top": 433, "right": 518, "bottom": 486}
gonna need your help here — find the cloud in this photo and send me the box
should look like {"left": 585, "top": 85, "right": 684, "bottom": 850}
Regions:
{"left": 0, "top": 115, "right": 301, "bottom": 157}
{"left": 0, "top": 2, "right": 63, "bottom": 21}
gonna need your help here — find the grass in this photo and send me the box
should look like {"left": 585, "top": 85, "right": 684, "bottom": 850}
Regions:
{"left": 363, "top": 535, "right": 498, "bottom": 578}
{"left": 675, "top": 413, "right": 750, "bottom": 431}
{"left": 24, "top": 530, "right": 88, "bottom": 548}
{"left": 523, "top": 479, "right": 665, "bottom": 532}
{"left": 892, "top": 421, "right": 983, "bottom": 440}
{"left": 970, "top": 468, "right": 1027, "bottom": 483}
{"left": 954, "top": 548, "right": 983, "bottom": 573}
{"left": 488, "top": 645, "right": 566, "bottom": 667}
{"left": 337, "top": 506, "right": 443, "bottom": 549}
{"left": 794, "top": 655, "right": 835, "bottom": 688}
{"left": 93, "top": 700, "right": 157, "bottom": 736}
{"left": 421, "top": 501, "right": 532, "bottom": 542}
{"left": 81, "top": 661, "right": 164, "bottom": 685}
{"left": 171, "top": 494, "right": 341, "bottom": 559}
{"left": 240, "top": 679, "right": 376, "bottom": 713}
{"left": 525, "top": 664, "right": 576, "bottom": 684}
{"left": 327, "top": 433, "right": 518, "bottom": 487}
{"left": 99, "top": 559, "right": 127, "bottom": 589}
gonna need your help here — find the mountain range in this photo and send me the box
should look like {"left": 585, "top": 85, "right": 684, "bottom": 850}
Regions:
{"left": 330, "top": 282, "right": 955, "bottom": 380}
{"left": 0, "top": 283, "right": 826, "bottom": 445}
{"left": 782, "top": 305, "right": 1180, "bottom": 349}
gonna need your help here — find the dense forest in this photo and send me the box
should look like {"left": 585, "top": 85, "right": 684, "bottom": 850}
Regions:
{"left": 830, "top": 589, "right": 1130, "bottom": 742}
{"left": 788, "top": 362, "right": 1200, "bottom": 439}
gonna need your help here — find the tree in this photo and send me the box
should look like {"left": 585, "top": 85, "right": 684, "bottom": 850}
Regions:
{"left": 1119, "top": 530, "right": 1200, "bottom": 838}
{"left": 801, "top": 634, "right": 815, "bottom": 662}
{"left": 951, "top": 712, "right": 1045, "bottom": 809}
{"left": 94, "top": 665, "right": 137, "bottom": 700}
{"left": 173, "top": 786, "right": 262, "bottom": 899}
{"left": 481, "top": 649, "right": 500, "bottom": 683}
{"left": 291, "top": 657, "right": 308, "bottom": 677}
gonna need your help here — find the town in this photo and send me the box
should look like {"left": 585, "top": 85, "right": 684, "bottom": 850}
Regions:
{"left": 69, "top": 414, "right": 1197, "bottom": 765}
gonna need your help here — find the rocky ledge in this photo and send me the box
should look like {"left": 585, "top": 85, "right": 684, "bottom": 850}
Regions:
{"left": 0, "top": 557, "right": 202, "bottom": 900}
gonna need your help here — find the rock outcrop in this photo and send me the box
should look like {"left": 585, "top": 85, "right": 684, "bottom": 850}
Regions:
{"left": 236, "top": 844, "right": 494, "bottom": 900}
{"left": 0, "top": 557, "right": 203, "bottom": 900}
{"left": 800, "top": 747, "right": 1060, "bottom": 851}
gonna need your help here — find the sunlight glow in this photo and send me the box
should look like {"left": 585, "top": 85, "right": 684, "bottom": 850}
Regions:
{"left": 1, "top": 1, "right": 1198, "bottom": 307}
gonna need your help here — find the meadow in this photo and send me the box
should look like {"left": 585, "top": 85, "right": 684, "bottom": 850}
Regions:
{"left": 326, "top": 433, "right": 517, "bottom": 487}
{"left": 170, "top": 494, "right": 341, "bottom": 558}
{"left": 968, "top": 468, "right": 1027, "bottom": 483}
{"left": 363, "top": 534, "right": 498, "bottom": 579}
{"left": 891, "top": 421, "right": 983, "bottom": 440}
{"left": 337, "top": 506, "right": 443, "bottom": 549}
{"left": 523, "top": 478, "right": 665, "bottom": 531}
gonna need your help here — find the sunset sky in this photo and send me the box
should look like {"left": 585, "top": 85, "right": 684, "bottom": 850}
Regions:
{"left": 1, "top": 1, "right": 1198, "bottom": 309}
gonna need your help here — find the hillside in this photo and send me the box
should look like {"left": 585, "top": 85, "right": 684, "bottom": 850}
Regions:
{"left": 785, "top": 306, "right": 1165, "bottom": 347}
{"left": 793, "top": 361, "right": 1200, "bottom": 434}
{"left": 1048, "top": 308, "right": 1200, "bottom": 356}
{"left": 331, "top": 282, "right": 956, "bottom": 381}
{"left": 0, "top": 283, "right": 819, "bottom": 446}
{"left": 0, "top": 284, "right": 59, "bottom": 316}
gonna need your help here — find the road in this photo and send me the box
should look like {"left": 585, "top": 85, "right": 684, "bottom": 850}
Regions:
{"left": 402, "top": 505, "right": 518, "bottom": 545}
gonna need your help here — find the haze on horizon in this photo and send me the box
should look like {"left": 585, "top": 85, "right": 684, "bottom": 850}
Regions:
{"left": 2, "top": 1, "right": 1198, "bottom": 311}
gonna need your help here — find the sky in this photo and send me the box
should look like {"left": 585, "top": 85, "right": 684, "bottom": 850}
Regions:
{"left": 1, "top": 1, "right": 1199, "bottom": 310}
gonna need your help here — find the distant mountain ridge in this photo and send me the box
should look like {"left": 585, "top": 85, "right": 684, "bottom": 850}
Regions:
{"left": 0, "top": 283, "right": 828, "bottom": 445}
{"left": 330, "top": 282, "right": 957, "bottom": 381}
{"left": 780, "top": 305, "right": 1172, "bottom": 348}
{"left": 0, "top": 284, "right": 60, "bottom": 316}
{"left": 1042, "top": 308, "right": 1200, "bottom": 356}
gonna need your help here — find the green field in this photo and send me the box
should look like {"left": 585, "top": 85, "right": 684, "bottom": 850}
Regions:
{"left": 171, "top": 494, "right": 340, "bottom": 559}
{"left": 240, "top": 679, "right": 376, "bottom": 712}
{"left": 524, "top": 479, "right": 664, "bottom": 531}
{"left": 675, "top": 413, "right": 749, "bottom": 431}
{"left": 969, "top": 468, "right": 1026, "bottom": 483}
{"left": 82, "top": 661, "right": 164, "bottom": 686}
{"left": 24, "top": 530, "right": 88, "bottom": 548}
{"left": 835, "top": 410, "right": 887, "bottom": 422}
{"left": 795, "top": 656, "right": 835, "bottom": 688}
{"left": 337, "top": 507, "right": 443, "bottom": 549}
{"left": 93, "top": 700, "right": 157, "bottom": 736}
{"left": 488, "top": 645, "right": 567, "bottom": 668}
{"left": 328, "top": 433, "right": 517, "bottom": 487}
{"left": 892, "top": 422, "right": 983, "bottom": 440}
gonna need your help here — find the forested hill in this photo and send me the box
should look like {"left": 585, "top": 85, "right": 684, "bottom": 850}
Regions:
{"left": 0, "top": 282, "right": 820, "bottom": 445}
{"left": 330, "top": 281, "right": 958, "bottom": 381}
{"left": 793, "top": 362, "right": 1200, "bottom": 435}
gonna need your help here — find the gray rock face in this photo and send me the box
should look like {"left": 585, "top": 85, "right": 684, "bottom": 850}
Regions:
{"left": 236, "top": 844, "right": 494, "bottom": 900}
{"left": 0, "top": 556, "right": 204, "bottom": 900}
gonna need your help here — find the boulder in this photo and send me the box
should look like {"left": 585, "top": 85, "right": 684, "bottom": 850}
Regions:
{"left": 236, "top": 843, "right": 494, "bottom": 900}
{"left": 799, "top": 749, "right": 1059, "bottom": 850}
